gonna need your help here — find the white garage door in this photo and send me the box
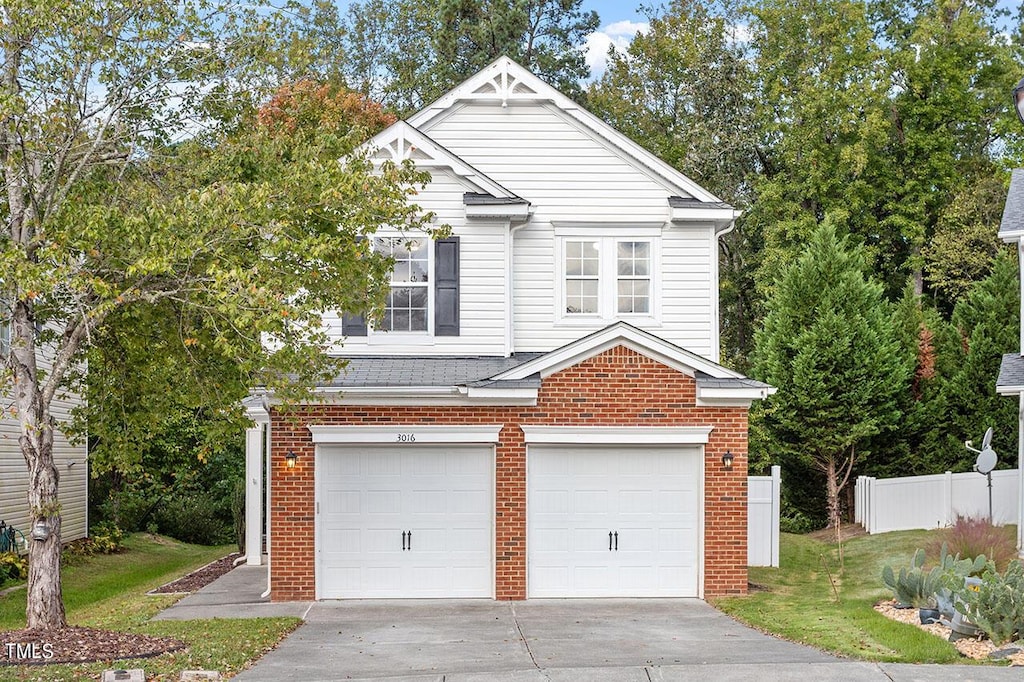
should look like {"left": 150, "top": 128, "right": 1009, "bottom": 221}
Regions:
{"left": 528, "top": 445, "right": 701, "bottom": 597}
{"left": 317, "top": 445, "right": 492, "bottom": 599}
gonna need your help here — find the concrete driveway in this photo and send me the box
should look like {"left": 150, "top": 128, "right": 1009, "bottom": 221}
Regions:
{"left": 229, "top": 598, "right": 1021, "bottom": 681}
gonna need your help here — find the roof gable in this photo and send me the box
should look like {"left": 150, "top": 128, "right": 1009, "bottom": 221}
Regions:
{"left": 407, "top": 56, "right": 727, "bottom": 205}
{"left": 491, "top": 321, "right": 744, "bottom": 381}
{"left": 366, "top": 121, "right": 523, "bottom": 201}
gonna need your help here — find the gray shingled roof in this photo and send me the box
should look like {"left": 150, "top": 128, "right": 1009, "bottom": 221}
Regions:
{"left": 1000, "top": 169, "right": 1024, "bottom": 239}
{"left": 694, "top": 372, "right": 772, "bottom": 390}
{"left": 997, "top": 353, "right": 1024, "bottom": 389}
{"left": 464, "top": 192, "right": 529, "bottom": 206}
{"left": 324, "top": 354, "right": 544, "bottom": 388}
{"left": 668, "top": 195, "right": 735, "bottom": 210}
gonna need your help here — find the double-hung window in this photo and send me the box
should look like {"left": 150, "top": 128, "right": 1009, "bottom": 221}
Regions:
{"left": 559, "top": 234, "right": 657, "bottom": 322}
{"left": 374, "top": 237, "right": 430, "bottom": 332}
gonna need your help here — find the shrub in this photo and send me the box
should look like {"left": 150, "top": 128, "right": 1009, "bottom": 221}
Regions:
{"left": 90, "top": 521, "right": 124, "bottom": 554}
{"left": 954, "top": 559, "right": 1024, "bottom": 646}
{"left": 0, "top": 552, "right": 27, "bottom": 584}
{"left": 154, "top": 494, "right": 233, "bottom": 545}
{"left": 934, "top": 516, "right": 1017, "bottom": 571}
{"left": 881, "top": 544, "right": 986, "bottom": 610}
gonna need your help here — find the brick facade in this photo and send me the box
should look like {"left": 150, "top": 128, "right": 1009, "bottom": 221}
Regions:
{"left": 269, "top": 345, "right": 750, "bottom": 601}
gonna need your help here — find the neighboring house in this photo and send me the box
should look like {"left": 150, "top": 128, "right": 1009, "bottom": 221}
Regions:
{"left": 244, "top": 57, "right": 774, "bottom": 601}
{"left": 993, "top": 168, "right": 1024, "bottom": 557}
{"left": 0, "top": 319, "right": 88, "bottom": 547}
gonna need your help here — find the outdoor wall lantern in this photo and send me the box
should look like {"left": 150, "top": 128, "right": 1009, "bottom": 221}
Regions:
{"left": 721, "top": 451, "right": 735, "bottom": 469}
{"left": 31, "top": 520, "right": 50, "bottom": 542}
{"left": 285, "top": 450, "right": 297, "bottom": 469}
{"left": 1014, "top": 76, "right": 1024, "bottom": 126}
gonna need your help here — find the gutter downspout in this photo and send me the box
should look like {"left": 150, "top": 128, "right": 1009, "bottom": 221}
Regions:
{"left": 261, "top": 394, "right": 273, "bottom": 599}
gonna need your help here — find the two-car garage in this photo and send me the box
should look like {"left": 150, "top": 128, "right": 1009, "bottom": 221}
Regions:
{"left": 313, "top": 426, "right": 707, "bottom": 600}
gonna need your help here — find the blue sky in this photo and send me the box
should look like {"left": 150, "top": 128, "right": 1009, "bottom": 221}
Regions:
{"left": 578, "top": 1, "right": 649, "bottom": 77}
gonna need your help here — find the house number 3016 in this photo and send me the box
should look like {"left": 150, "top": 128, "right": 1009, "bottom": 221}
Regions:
{"left": 396, "top": 433, "right": 416, "bottom": 443}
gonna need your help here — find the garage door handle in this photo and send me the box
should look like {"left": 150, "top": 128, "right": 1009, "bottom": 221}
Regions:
{"left": 614, "top": 531, "right": 618, "bottom": 551}
{"left": 407, "top": 530, "right": 412, "bottom": 550}
{"left": 402, "top": 531, "right": 407, "bottom": 551}
{"left": 609, "top": 531, "right": 613, "bottom": 551}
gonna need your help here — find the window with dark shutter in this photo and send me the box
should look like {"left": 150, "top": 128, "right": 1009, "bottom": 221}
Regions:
{"left": 434, "top": 237, "right": 460, "bottom": 336}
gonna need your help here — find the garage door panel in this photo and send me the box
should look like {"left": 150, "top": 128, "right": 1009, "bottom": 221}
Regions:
{"left": 318, "top": 445, "right": 493, "bottom": 599}
{"left": 528, "top": 445, "right": 701, "bottom": 598}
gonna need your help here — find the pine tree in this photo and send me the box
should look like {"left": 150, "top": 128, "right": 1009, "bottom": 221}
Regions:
{"left": 753, "top": 223, "right": 908, "bottom": 528}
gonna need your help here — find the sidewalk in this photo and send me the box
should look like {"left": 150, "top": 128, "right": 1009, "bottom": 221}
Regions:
{"left": 150, "top": 563, "right": 310, "bottom": 621}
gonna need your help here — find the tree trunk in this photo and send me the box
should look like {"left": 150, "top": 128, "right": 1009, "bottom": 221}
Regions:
{"left": 24, "top": 442, "right": 65, "bottom": 629}
{"left": 825, "top": 457, "right": 841, "bottom": 530}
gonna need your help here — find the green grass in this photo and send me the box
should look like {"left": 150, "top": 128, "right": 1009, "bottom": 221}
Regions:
{"left": 714, "top": 529, "right": 989, "bottom": 663}
{"left": 0, "top": 533, "right": 300, "bottom": 681}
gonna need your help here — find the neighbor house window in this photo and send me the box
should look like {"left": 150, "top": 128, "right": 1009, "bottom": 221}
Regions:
{"left": 561, "top": 236, "right": 656, "bottom": 319}
{"left": 374, "top": 237, "right": 429, "bottom": 332}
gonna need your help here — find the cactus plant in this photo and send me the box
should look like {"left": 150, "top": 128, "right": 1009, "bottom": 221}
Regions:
{"left": 881, "top": 544, "right": 985, "bottom": 610}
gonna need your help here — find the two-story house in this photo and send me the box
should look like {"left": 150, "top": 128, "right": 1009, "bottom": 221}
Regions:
{"left": 244, "top": 57, "right": 773, "bottom": 601}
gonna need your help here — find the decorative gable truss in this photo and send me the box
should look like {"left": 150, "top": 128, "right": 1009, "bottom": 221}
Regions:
{"left": 366, "top": 122, "right": 530, "bottom": 221}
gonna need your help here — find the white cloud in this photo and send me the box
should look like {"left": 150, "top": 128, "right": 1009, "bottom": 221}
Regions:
{"left": 584, "top": 20, "right": 649, "bottom": 79}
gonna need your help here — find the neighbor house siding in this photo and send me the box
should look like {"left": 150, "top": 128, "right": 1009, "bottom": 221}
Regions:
{"left": 0, "top": 348, "right": 88, "bottom": 545}
{"left": 323, "top": 169, "right": 508, "bottom": 356}
{"left": 268, "top": 345, "right": 748, "bottom": 601}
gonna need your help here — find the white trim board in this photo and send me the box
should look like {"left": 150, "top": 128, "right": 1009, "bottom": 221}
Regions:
{"left": 521, "top": 425, "right": 713, "bottom": 445}
{"left": 308, "top": 424, "right": 504, "bottom": 444}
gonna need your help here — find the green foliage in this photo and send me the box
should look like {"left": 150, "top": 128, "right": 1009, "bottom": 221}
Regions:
{"left": 881, "top": 548, "right": 939, "bottom": 608}
{"left": 0, "top": 552, "right": 28, "bottom": 585}
{"left": 337, "top": 0, "right": 598, "bottom": 113}
{"left": 954, "top": 559, "right": 1024, "bottom": 646}
{"left": 753, "top": 224, "right": 908, "bottom": 527}
{"left": 232, "top": 478, "right": 246, "bottom": 555}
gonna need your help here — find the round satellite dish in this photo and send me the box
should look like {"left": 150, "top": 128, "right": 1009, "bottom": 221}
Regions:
{"left": 981, "top": 427, "right": 993, "bottom": 451}
{"left": 975, "top": 447, "right": 997, "bottom": 475}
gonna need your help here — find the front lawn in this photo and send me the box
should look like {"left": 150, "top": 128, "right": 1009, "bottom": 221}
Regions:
{"left": 714, "top": 529, "right": 981, "bottom": 663}
{"left": 0, "top": 533, "right": 299, "bottom": 681}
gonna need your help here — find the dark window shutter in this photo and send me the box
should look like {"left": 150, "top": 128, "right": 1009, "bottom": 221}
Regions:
{"left": 342, "top": 235, "right": 370, "bottom": 336}
{"left": 341, "top": 312, "right": 367, "bottom": 336}
{"left": 434, "top": 237, "right": 460, "bottom": 336}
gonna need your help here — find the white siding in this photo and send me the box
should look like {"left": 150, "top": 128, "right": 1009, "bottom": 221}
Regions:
{"left": 423, "top": 102, "right": 718, "bottom": 356}
{"left": 325, "top": 169, "right": 509, "bottom": 356}
{"left": 0, "top": 349, "right": 88, "bottom": 546}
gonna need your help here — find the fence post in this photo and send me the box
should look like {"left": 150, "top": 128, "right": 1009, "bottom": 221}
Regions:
{"left": 770, "top": 465, "right": 781, "bottom": 567}
{"left": 944, "top": 471, "right": 953, "bottom": 528}
{"left": 867, "top": 477, "right": 876, "bottom": 534}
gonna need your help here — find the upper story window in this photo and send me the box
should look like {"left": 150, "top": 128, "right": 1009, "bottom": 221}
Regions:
{"left": 559, "top": 235, "right": 657, "bottom": 322}
{"left": 374, "top": 237, "right": 430, "bottom": 332}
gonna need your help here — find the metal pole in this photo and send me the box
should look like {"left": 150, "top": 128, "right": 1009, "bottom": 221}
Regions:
{"left": 988, "top": 472, "right": 994, "bottom": 525}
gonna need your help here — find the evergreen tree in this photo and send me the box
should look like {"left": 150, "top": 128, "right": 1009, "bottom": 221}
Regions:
{"left": 753, "top": 224, "right": 908, "bottom": 528}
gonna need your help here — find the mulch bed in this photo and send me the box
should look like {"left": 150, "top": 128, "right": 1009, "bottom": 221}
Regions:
{"left": 0, "top": 553, "right": 240, "bottom": 666}
{"left": 149, "top": 552, "right": 241, "bottom": 594}
{"left": 0, "top": 626, "right": 185, "bottom": 665}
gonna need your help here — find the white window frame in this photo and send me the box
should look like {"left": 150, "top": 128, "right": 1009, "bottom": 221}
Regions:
{"left": 369, "top": 234, "right": 434, "bottom": 343}
{"left": 554, "top": 226, "right": 661, "bottom": 325}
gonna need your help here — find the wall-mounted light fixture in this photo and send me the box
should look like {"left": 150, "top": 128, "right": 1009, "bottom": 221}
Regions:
{"left": 285, "top": 450, "right": 297, "bottom": 469}
{"left": 721, "top": 451, "right": 735, "bottom": 469}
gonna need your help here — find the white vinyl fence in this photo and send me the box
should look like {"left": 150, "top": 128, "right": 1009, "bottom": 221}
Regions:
{"left": 855, "top": 469, "right": 1020, "bottom": 534}
{"left": 748, "top": 465, "right": 781, "bottom": 567}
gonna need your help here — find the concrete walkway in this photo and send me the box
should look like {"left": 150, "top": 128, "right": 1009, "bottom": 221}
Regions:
{"left": 153, "top": 566, "right": 1023, "bottom": 681}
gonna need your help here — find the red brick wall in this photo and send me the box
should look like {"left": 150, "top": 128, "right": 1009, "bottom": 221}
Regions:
{"left": 269, "top": 345, "right": 750, "bottom": 601}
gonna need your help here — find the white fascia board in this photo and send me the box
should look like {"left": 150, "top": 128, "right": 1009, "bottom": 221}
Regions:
{"left": 493, "top": 323, "right": 744, "bottom": 382}
{"left": 999, "top": 231, "right": 1024, "bottom": 244}
{"left": 465, "top": 203, "right": 531, "bottom": 220}
{"left": 521, "top": 425, "right": 713, "bottom": 445}
{"left": 696, "top": 386, "right": 776, "bottom": 405}
{"left": 306, "top": 386, "right": 536, "bottom": 406}
{"left": 243, "top": 395, "right": 270, "bottom": 424}
{"left": 670, "top": 206, "right": 742, "bottom": 226}
{"left": 309, "top": 424, "right": 503, "bottom": 444}
{"left": 997, "top": 385, "right": 1024, "bottom": 396}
